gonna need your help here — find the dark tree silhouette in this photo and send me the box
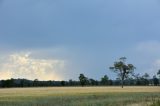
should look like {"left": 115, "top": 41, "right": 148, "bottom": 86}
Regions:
{"left": 89, "top": 79, "right": 98, "bottom": 85}
{"left": 157, "top": 69, "right": 160, "bottom": 78}
{"left": 143, "top": 73, "right": 150, "bottom": 79}
{"left": 79, "top": 74, "right": 88, "bottom": 87}
{"left": 101, "top": 75, "right": 109, "bottom": 85}
{"left": 61, "top": 81, "right": 66, "bottom": 86}
{"left": 109, "top": 57, "right": 135, "bottom": 88}
{"left": 142, "top": 73, "right": 150, "bottom": 85}
{"left": 153, "top": 75, "right": 159, "bottom": 86}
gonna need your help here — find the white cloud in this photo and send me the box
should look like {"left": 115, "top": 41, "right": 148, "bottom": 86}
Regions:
{"left": 0, "top": 52, "right": 66, "bottom": 80}
{"left": 136, "top": 41, "right": 160, "bottom": 53}
{"left": 130, "top": 41, "right": 160, "bottom": 77}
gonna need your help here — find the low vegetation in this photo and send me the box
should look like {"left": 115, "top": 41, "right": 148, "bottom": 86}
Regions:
{"left": 0, "top": 86, "right": 159, "bottom": 106}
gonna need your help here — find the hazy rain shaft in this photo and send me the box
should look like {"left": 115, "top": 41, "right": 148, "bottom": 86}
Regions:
{"left": 0, "top": 53, "right": 65, "bottom": 80}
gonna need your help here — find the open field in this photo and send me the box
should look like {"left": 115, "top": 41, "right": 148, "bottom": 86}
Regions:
{"left": 0, "top": 86, "right": 159, "bottom": 106}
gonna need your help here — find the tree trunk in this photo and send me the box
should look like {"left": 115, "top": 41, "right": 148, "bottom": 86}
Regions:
{"left": 121, "top": 80, "right": 124, "bottom": 88}
{"left": 121, "top": 73, "right": 125, "bottom": 88}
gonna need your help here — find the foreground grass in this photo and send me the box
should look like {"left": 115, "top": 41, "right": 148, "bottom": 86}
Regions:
{"left": 0, "top": 86, "right": 159, "bottom": 106}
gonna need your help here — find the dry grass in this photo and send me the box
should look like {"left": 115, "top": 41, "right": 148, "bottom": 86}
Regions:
{"left": 0, "top": 86, "right": 159, "bottom": 97}
{"left": 0, "top": 86, "right": 159, "bottom": 106}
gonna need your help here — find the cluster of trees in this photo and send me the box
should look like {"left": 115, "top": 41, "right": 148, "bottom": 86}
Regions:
{"left": 0, "top": 72, "right": 159, "bottom": 88}
{"left": 78, "top": 73, "right": 159, "bottom": 87}
{"left": 0, "top": 79, "right": 78, "bottom": 87}
{"left": 78, "top": 74, "right": 112, "bottom": 86}
{"left": 109, "top": 57, "right": 160, "bottom": 88}
{"left": 0, "top": 57, "right": 159, "bottom": 88}
{"left": 0, "top": 75, "right": 111, "bottom": 88}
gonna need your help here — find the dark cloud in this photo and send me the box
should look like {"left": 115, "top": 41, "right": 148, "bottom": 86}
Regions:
{"left": 0, "top": 0, "right": 160, "bottom": 80}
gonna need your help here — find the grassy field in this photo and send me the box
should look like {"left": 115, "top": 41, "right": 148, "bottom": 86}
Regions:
{"left": 0, "top": 86, "right": 159, "bottom": 106}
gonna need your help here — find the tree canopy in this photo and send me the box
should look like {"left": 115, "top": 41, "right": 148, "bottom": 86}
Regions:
{"left": 109, "top": 57, "right": 135, "bottom": 88}
{"left": 79, "top": 74, "right": 88, "bottom": 86}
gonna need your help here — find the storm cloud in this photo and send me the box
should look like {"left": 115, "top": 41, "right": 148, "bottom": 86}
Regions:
{"left": 0, "top": 0, "right": 160, "bottom": 80}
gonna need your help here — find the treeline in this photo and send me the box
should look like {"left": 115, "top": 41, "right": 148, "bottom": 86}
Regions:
{"left": 78, "top": 73, "right": 159, "bottom": 87}
{"left": 0, "top": 73, "right": 159, "bottom": 88}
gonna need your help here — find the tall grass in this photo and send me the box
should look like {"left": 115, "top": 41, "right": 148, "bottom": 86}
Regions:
{"left": 150, "top": 98, "right": 160, "bottom": 106}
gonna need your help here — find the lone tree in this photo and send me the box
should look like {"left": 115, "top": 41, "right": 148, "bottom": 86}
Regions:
{"left": 109, "top": 57, "right": 135, "bottom": 88}
{"left": 153, "top": 75, "right": 159, "bottom": 86}
{"left": 157, "top": 69, "right": 160, "bottom": 78}
{"left": 79, "top": 74, "right": 88, "bottom": 87}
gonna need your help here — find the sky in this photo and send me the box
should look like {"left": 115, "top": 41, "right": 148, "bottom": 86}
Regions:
{"left": 0, "top": 0, "right": 160, "bottom": 80}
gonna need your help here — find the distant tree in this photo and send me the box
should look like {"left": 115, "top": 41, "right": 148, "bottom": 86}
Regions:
{"left": 125, "top": 77, "right": 134, "bottom": 85}
{"left": 143, "top": 73, "right": 150, "bottom": 79}
{"left": 10, "top": 78, "right": 14, "bottom": 87}
{"left": 109, "top": 57, "right": 135, "bottom": 88}
{"left": 33, "top": 79, "right": 39, "bottom": 87}
{"left": 101, "top": 75, "right": 109, "bottom": 85}
{"left": 157, "top": 70, "right": 160, "bottom": 78}
{"left": 142, "top": 73, "right": 150, "bottom": 85}
{"left": 79, "top": 74, "right": 88, "bottom": 87}
{"left": 20, "top": 79, "right": 25, "bottom": 87}
{"left": 89, "top": 79, "right": 94, "bottom": 85}
{"left": 61, "top": 81, "right": 65, "bottom": 86}
{"left": 69, "top": 79, "right": 73, "bottom": 86}
{"left": 1, "top": 80, "right": 6, "bottom": 87}
{"left": 1, "top": 78, "right": 15, "bottom": 87}
{"left": 133, "top": 73, "right": 142, "bottom": 85}
{"left": 153, "top": 75, "right": 159, "bottom": 86}
{"left": 89, "top": 78, "right": 98, "bottom": 86}
{"left": 114, "top": 78, "right": 121, "bottom": 85}
{"left": 108, "top": 79, "right": 113, "bottom": 85}
{"left": 48, "top": 80, "right": 52, "bottom": 86}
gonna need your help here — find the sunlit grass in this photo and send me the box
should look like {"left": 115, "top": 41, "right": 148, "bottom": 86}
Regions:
{"left": 0, "top": 86, "right": 159, "bottom": 106}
